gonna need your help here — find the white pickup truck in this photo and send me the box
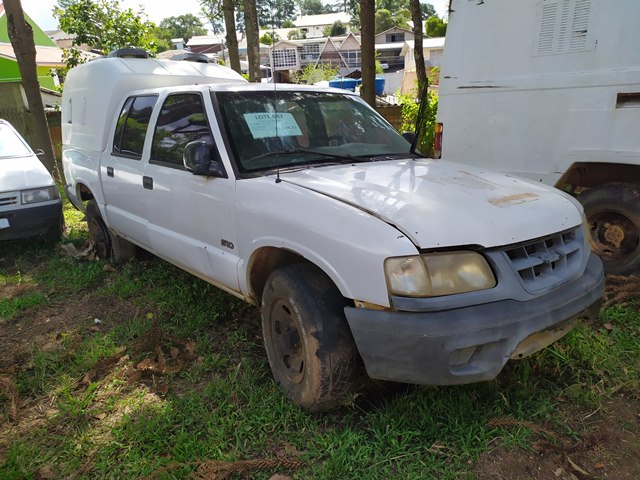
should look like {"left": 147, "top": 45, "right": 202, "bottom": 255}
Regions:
{"left": 62, "top": 51, "right": 604, "bottom": 411}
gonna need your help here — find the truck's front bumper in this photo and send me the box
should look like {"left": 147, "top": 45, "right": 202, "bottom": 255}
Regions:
{"left": 344, "top": 253, "right": 604, "bottom": 385}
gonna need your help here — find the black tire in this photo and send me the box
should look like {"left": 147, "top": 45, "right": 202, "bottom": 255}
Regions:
{"left": 261, "top": 263, "right": 360, "bottom": 412}
{"left": 578, "top": 182, "right": 640, "bottom": 275}
{"left": 85, "top": 200, "right": 136, "bottom": 264}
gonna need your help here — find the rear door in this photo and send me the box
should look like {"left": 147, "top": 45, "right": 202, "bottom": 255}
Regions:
{"left": 102, "top": 95, "right": 157, "bottom": 249}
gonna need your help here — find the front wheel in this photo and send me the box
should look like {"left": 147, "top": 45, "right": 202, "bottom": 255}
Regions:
{"left": 578, "top": 182, "right": 640, "bottom": 275}
{"left": 261, "top": 263, "right": 360, "bottom": 412}
{"left": 85, "top": 200, "right": 136, "bottom": 264}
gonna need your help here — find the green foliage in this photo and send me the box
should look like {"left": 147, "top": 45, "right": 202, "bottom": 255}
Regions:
{"left": 300, "top": 0, "right": 329, "bottom": 15}
{"left": 426, "top": 15, "right": 447, "bottom": 36}
{"left": 288, "top": 29, "right": 306, "bottom": 40}
{"left": 281, "top": 19, "right": 296, "bottom": 28}
{"left": 293, "top": 63, "right": 340, "bottom": 84}
{"left": 54, "top": 0, "right": 158, "bottom": 56}
{"left": 158, "top": 14, "right": 207, "bottom": 44}
{"left": 375, "top": 8, "right": 410, "bottom": 34}
{"left": 323, "top": 20, "right": 347, "bottom": 37}
{"left": 259, "top": 31, "right": 280, "bottom": 45}
{"left": 399, "top": 89, "right": 438, "bottom": 155}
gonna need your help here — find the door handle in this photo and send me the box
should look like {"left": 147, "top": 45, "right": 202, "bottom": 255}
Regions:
{"left": 107, "top": 166, "right": 114, "bottom": 177}
{"left": 142, "top": 176, "right": 153, "bottom": 190}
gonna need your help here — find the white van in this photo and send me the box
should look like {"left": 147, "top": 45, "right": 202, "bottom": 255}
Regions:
{"left": 436, "top": 0, "right": 640, "bottom": 274}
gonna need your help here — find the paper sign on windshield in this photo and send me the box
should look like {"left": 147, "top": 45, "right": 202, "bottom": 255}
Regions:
{"left": 244, "top": 113, "right": 302, "bottom": 139}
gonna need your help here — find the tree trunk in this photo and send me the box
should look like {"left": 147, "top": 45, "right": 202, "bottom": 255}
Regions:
{"left": 223, "top": 0, "right": 241, "bottom": 73}
{"left": 410, "top": 0, "right": 427, "bottom": 96}
{"left": 359, "top": 0, "right": 375, "bottom": 107}
{"left": 4, "top": 0, "right": 57, "bottom": 177}
{"left": 243, "top": 0, "right": 260, "bottom": 83}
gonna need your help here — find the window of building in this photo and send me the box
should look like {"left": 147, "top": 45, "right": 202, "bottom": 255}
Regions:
{"left": 112, "top": 95, "right": 157, "bottom": 159}
{"left": 301, "top": 43, "right": 320, "bottom": 61}
{"left": 272, "top": 48, "right": 298, "bottom": 68}
{"left": 386, "top": 33, "right": 405, "bottom": 43}
{"left": 343, "top": 50, "right": 361, "bottom": 68}
{"left": 150, "top": 93, "right": 213, "bottom": 168}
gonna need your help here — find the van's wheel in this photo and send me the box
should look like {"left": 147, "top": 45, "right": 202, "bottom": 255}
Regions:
{"left": 578, "top": 182, "right": 640, "bottom": 275}
{"left": 85, "top": 200, "right": 136, "bottom": 263}
{"left": 261, "top": 263, "right": 360, "bottom": 412}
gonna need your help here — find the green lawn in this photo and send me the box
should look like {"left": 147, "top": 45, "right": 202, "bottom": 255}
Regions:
{"left": 1, "top": 202, "right": 638, "bottom": 479}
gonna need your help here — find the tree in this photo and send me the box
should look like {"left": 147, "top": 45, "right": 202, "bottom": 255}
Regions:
{"left": 299, "top": 0, "right": 327, "bottom": 15}
{"left": 425, "top": 15, "right": 447, "bottom": 36}
{"left": 200, "top": 0, "right": 241, "bottom": 73}
{"left": 374, "top": 7, "right": 410, "bottom": 33}
{"left": 410, "top": 0, "right": 427, "bottom": 96}
{"left": 256, "top": 0, "right": 296, "bottom": 28}
{"left": 288, "top": 29, "right": 306, "bottom": 40}
{"left": 259, "top": 31, "right": 280, "bottom": 45}
{"left": 323, "top": 20, "right": 347, "bottom": 37}
{"left": 360, "top": 0, "right": 376, "bottom": 106}
{"left": 420, "top": 2, "right": 436, "bottom": 19}
{"left": 158, "top": 14, "right": 208, "bottom": 43}
{"left": 3, "top": 0, "right": 56, "bottom": 176}
{"left": 54, "top": 0, "right": 158, "bottom": 56}
{"left": 243, "top": 0, "right": 261, "bottom": 82}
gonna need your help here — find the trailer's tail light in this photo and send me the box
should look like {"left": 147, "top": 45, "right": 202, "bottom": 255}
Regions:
{"left": 434, "top": 123, "right": 443, "bottom": 158}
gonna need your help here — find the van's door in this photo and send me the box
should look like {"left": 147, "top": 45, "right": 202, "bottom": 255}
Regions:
{"left": 142, "top": 92, "right": 240, "bottom": 292}
{"left": 101, "top": 95, "right": 157, "bottom": 250}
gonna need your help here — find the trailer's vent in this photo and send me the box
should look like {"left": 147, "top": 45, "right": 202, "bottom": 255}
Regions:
{"left": 170, "top": 52, "right": 210, "bottom": 64}
{"left": 107, "top": 48, "right": 149, "bottom": 59}
{"left": 537, "top": 0, "right": 592, "bottom": 56}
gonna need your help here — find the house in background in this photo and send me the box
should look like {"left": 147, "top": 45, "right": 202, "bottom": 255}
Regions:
{"left": 294, "top": 13, "right": 351, "bottom": 38}
{"left": 399, "top": 36, "right": 445, "bottom": 93}
{"left": 0, "top": 4, "right": 64, "bottom": 91}
{"left": 375, "top": 27, "right": 414, "bottom": 72}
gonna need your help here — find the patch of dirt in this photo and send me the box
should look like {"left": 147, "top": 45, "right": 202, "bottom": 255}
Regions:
{"left": 475, "top": 398, "right": 640, "bottom": 480}
{"left": 0, "top": 291, "right": 140, "bottom": 371}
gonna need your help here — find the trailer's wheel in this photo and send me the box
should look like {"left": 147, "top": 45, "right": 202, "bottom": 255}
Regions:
{"left": 578, "top": 182, "right": 640, "bottom": 275}
{"left": 261, "top": 263, "right": 360, "bottom": 412}
{"left": 86, "top": 200, "right": 136, "bottom": 263}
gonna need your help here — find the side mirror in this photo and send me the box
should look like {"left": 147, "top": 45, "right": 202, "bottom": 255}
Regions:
{"left": 402, "top": 132, "right": 416, "bottom": 143}
{"left": 183, "top": 141, "right": 226, "bottom": 177}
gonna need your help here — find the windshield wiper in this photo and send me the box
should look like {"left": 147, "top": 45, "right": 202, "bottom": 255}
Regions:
{"left": 246, "top": 148, "right": 359, "bottom": 164}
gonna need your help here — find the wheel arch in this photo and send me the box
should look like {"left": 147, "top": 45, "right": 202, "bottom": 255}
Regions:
{"left": 555, "top": 162, "right": 640, "bottom": 192}
{"left": 246, "top": 246, "right": 353, "bottom": 306}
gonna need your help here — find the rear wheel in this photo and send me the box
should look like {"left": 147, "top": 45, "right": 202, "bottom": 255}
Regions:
{"left": 261, "top": 263, "right": 360, "bottom": 412}
{"left": 85, "top": 200, "right": 136, "bottom": 263}
{"left": 578, "top": 182, "right": 640, "bottom": 275}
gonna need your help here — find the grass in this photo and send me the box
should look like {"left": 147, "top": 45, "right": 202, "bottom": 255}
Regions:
{"left": 0, "top": 200, "right": 639, "bottom": 479}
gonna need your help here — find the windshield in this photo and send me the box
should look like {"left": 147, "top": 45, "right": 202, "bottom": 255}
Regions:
{"left": 215, "top": 90, "right": 412, "bottom": 173}
{"left": 0, "top": 123, "right": 33, "bottom": 159}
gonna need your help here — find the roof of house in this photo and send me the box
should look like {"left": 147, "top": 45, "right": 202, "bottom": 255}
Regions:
{"left": 0, "top": 44, "right": 65, "bottom": 66}
{"left": 400, "top": 37, "right": 446, "bottom": 55}
{"left": 187, "top": 35, "right": 228, "bottom": 47}
{"left": 295, "top": 13, "right": 351, "bottom": 28}
{"left": 375, "top": 26, "right": 414, "bottom": 37}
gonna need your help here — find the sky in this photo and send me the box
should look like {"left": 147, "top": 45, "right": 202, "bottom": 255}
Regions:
{"left": 20, "top": 0, "right": 450, "bottom": 32}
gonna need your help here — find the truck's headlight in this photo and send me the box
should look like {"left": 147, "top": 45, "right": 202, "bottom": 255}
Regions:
{"left": 385, "top": 252, "right": 496, "bottom": 297}
{"left": 21, "top": 186, "right": 59, "bottom": 205}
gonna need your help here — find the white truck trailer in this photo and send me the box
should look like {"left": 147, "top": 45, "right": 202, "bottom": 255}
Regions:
{"left": 437, "top": 0, "right": 640, "bottom": 274}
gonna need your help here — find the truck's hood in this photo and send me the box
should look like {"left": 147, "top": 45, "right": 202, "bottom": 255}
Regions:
{"left": 281, "top": 158, "right": 582, "bottom": 249}
{"left": 0, "top": 154, "right": 54, "bottom": 192}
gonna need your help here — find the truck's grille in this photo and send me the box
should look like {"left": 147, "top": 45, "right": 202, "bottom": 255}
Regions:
{"left": 504, "top": 227, "right": 583, "bottom": 291}
{"left": 0, "top": 192, "right": 19, "bottom": 207}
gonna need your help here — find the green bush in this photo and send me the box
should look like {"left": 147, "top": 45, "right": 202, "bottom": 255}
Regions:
{"left": 399, "top": 90, "right": 438, "bottom": 156}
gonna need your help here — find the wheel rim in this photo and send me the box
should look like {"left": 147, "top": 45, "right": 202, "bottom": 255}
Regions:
{"left": 588, "top": 210, "right": 640, "bottom": 267}
{"left": 269, "top": 299, "right": 305, "bottom": 385}
{"left": 88, "top": 216, "right": 111, "bottom": 259}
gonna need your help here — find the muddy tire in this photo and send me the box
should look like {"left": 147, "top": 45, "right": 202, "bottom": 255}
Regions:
{"left": 578, "top": 182, "right": 640, "bottom": 275}
{"left": 261, "top": 263, "right": 360, "bottom": 412}
{"left": 86, "top": 200, "right": 136, "bottom": 263}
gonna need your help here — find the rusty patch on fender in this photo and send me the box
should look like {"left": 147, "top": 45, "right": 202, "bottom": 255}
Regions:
{"left": 489, "top": 192, "right": 539, "bottom": 207}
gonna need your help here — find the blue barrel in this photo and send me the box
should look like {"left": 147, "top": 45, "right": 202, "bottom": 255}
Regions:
{"left": 328, "top": 78, "right": 357, "bottom": 91}
{"left": 355, "top": 78, "right": 386, "bottom": 95}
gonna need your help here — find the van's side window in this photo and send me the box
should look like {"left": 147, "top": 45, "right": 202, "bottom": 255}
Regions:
{"left": 150, "top": 93, "right": 213, "bottom": 168}
{"left": 112, "top": 95, "right": 157, "bottom": 159}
